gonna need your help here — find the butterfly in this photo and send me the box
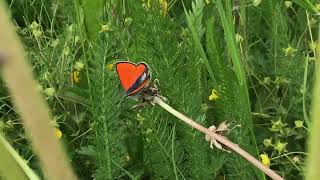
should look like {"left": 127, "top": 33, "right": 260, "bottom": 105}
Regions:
{"left": 116, "top": 61, "right": 151, "bottom": 97}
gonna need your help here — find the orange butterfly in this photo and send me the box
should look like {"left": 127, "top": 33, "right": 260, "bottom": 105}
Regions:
{"left": 116, "top": 61, "right": 151, "bottom": 96}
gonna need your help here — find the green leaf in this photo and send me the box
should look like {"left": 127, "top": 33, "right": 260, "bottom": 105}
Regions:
{"left": 292, "top": 0, "right": 316, "bottom": 13}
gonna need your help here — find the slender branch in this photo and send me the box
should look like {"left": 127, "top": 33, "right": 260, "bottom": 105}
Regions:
{"left": 154, "top": 96, "right": 284, "bottom": 180}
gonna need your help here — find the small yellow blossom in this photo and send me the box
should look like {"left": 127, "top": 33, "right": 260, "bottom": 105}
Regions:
{"left": 270, "top": 119, "right": 287, "bottom": 132}
{"left": 309, "top": 41, "right": 318, "bottom": 52}
{"left": 30, "top": 21, "right": 42, "bottom": 39}
{"left": 44, "top": 87, "right": 56, "bottom": 97}
{"left": 205, "top": 0, "right": 210, "bottom": 4}
{"left": 124, "top": 17, "right": 133, "bottom": 27}
{"left": 30, "top": 21, "right": 39, "bottom": 30}
{"left": 74, "top": 36, "right": 80, "bottom": 44}
{"left": 294, "top": 120, "right": 304, "bottom": 128}
{"left": 275, "top": 141, "right": 287, "bottom": 153}
{"left": 260, "top": 153, "right": 270, "bottom": 167}
{"left": 208, "top": 89, "right": 219, "bottom": 101}
{"left": 51, "top": 39, "right": 59, "bottom": 48}
{"left": 263, "top": 138, "right": 272, "bottom": 147}
{"left": 284, "top": 1, "right": 292, "bottom": 8}
{"left": 71, "top": 70, "right": 80, "bottom": 83}
{"left": 63, "top": 46, "right": 70, "bottom": 56}
{"left": 201, "top": 103, "right": 209, "bottom": 112}
{"left": 235, "top": 33, "right": 243, "bottom": 43}
{"left": 293, "top": 156, "right": 300, "bottom": 163}
{"left": 159, "top": 0, "right": 168, "bottom": 16}
{"left": 74, "top": 61, "right": 85, "bottom": 70}
{"left": 136, "top": 113, "right": 145, "bottom": 125}
{"left": 283, "top": 45, "right": 297, "bottom": 57}
{"left": 106, "top": 63, "right": 115, "bottom": 71}
{"left": 100, "top": 24, "right": 112, "bottom": 33}
{"left": 32, "top": 29, "right": 42, "bottom": 39}
{"left": 146, "top": 128, "right": 153, "bottom": 134}
{"left": 124, "top": 155, "right": 130, "bottom": 162}
{"left": 55, "top": 128, "right": 62, "bottom": 139}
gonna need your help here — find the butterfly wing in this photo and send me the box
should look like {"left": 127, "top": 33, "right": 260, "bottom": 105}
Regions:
{"left": 116, "top": 62, "right": 151, "bottom": 96}
{"left": 126, "top": 70, "right": 151, "bottom": 96}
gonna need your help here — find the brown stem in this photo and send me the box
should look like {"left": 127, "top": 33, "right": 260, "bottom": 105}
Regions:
{"left": 0, "top": 2, "right": 77, "bottom": 180}
{"left": 154, "top": 96, "right": 284, "bottom": 180}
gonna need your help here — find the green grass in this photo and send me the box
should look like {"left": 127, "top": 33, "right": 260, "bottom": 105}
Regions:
{"left": 0, "top": 0, "right": 318, "bottom": 179}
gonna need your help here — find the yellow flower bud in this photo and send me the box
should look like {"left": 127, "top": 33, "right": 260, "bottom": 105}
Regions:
{"left": 260, "top": 153, "right": 270, "bottom": 167}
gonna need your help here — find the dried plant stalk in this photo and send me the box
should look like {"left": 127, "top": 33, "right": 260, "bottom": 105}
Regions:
{"left": 0, "top": 2, "right": 77, "bottom": 180}
{"left": 154, "top": 97, "right": 284, "bottom": 180}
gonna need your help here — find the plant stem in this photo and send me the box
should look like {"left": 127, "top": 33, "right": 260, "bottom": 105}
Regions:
{"left": 0, "top": 2, "right": 77, "bottom": 180}
{"left": 154, "top": 97, "right": 284, "bottom": 180}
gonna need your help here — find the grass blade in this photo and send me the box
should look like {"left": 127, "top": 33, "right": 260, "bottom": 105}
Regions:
{"left": 305, "top": 39, "right": 320, "bottom": 180}
{"left": 0, "top": 134, "right": 40, "bottom": 180}
{"left": 214, "top": 0, "right": 264, "bottom": 179}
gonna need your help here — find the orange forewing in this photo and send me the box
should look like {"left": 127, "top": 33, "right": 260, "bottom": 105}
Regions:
{"left": 116, "top": 61, "right": 150, "bottom": 96}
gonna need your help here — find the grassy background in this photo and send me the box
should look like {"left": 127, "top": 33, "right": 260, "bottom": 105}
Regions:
{"left": 0, "top": 0, "right": 317, "bottom": 179}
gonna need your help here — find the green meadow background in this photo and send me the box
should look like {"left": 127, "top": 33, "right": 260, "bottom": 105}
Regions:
{"left": 1, "top": 0, "right": 319, "bottom": 179}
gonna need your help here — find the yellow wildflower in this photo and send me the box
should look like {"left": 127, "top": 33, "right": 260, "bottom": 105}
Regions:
{"left": 235, "top": 33, "right": 243, "bottom": 43}
{"left": 294, "top": 120, "right": 304, "bottom": 128}
{"left": 284, "top": 1, "right": 292, "bottom": 8}
{"left": 275, "top": 141, "right": 287, "bottom": 153}
{"left": 63, "top": 46, "right": 70, "bottom": 56}
{"left": 71, "top": 70, "right": 80, "bottom": 83}
{"left": 263, "top": 138, "right": 272, "bottom": 147}
{"left": 44, "top": 87, "right": 56, "bottom": 97}
{"left": 159, "top": 0, "right": 168, "bottom": 16}
{"left": 100, "top": 24, "right": 112, "bottom": 33}
{"left": 309, "top": 41, "right": 318, "bottom": 52}
{"left": 208, "top": 89, "right": 219, "bottom": 101}
{"left": 106, "top": 63, "right": 115, "bottom": 71}
{"left": 51, "top": 39, "right": 59, "bottom": 48}
{"left": 260, "top": 153, "right": 270, "bottom": 167}
{"left": 30, "top": 21, "right": 43, "bottom": 39}
{"left": 283, "top": 45, "right": 297, "bottom": 57}
{"left": 55, "top": 128, "right": 62, "bottom": 139}
{"left": 74, "top": 61, "right": 85, "bottom": 70}
{"left": 124, "top": 155, "right": 130, "bottom": 162}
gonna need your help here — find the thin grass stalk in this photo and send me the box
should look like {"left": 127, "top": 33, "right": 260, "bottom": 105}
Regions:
{"left": 0, "top": 2, "right": 76, "bottom": 179}
{"left": 215, "top": 0, "right": 261, "bottom": 166}
{"left": 0, "top": 134, "right": 40, "bottom": 180}
{"left": 154, "top": 97, "right": 284, "bottom": 180}
{"left": 182, "top": 2, "right": 216, "bottom": 85}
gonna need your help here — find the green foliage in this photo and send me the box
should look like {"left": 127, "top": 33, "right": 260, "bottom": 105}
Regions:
{"left": 77, "top": 0, "right": 105, "bottom": 42}
{"left": 0, "top": 0, "right": 317, "bottom": 179}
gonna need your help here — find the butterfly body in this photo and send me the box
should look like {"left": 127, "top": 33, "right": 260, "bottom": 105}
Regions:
{"left": 116, "top": 61, "right": 151, "bottom": 96}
